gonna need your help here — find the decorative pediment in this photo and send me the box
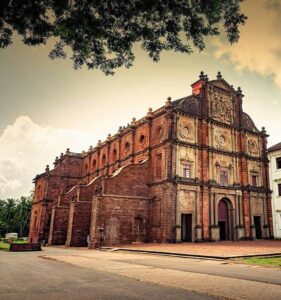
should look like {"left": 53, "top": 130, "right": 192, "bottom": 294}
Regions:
{"left": 180, "top": 152, "right": 193, "bottom": 162}
{"left": 210, "top": 79, "right": 235, "bottom": 92}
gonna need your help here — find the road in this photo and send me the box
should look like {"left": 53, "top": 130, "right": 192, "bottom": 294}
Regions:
{"left": 1, "top": 247, "right": 281, "bottom": 299}
{"left": 0, "top": 248, "right": 214, "bottom": 300}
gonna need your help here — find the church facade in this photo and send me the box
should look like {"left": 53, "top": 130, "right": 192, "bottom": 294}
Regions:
{"left": 29, "top": 72, "right": 273, "bottom": 247}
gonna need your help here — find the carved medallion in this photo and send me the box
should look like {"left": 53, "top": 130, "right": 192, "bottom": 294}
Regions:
{"left": 178, "top": 121, "right": 193, "bottom": 142}
{"left": 179, "top": 126, "right": 189, "bottom": 139}
{"left": 248, "top": 139, "right": 258, "bottom": 155}
{"left": 214, "top": 128, "right": 229, "bottom": 150}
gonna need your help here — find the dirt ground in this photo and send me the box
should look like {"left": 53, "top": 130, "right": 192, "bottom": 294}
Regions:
{"left": 115, "top": 240, "right": 281, "bottom": 257}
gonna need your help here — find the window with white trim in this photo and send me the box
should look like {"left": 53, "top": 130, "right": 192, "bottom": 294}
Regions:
{"left": 278, "top": 183, "right": 281, "bottom": 197}
{"left": 220, "top": 170, "right": 228, "bottom": 186}
{"left": 276, "top": 157, "right": 281, "bottom": 169}
{"left": 183, "top": 165, "right": 191, "bottom": 178}
{"left": 252, "top": 175, "right": 258, "bottom": 187}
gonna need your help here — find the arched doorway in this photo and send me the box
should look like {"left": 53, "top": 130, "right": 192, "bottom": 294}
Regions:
{"left": 218, "top": 198, "right": 232, "bottom": 241}
{"left": 133, "top": 216, "right": 145, "bottom": 242}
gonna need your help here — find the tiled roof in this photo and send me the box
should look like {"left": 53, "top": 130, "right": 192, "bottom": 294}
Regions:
{"left": 172, "top": 95, "right": 201, "bottom": 116}
{"left": 267, "top": 142, "right": 281, "bottom": 152}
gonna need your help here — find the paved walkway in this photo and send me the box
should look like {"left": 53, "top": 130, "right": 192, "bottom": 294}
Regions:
{"left": 113, "top": 240, "right": 281, "bottom": 258}
{"left": 1, "top": 248, "right": 214, "bottom": 300}
{"left": 41, "top": 248, "right": 281, "bottom": 300}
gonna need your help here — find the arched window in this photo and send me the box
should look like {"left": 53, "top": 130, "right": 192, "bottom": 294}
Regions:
{"left": 102, "top": 154, "right": 106, "bottom": 167}
{"left": 33, "top": 211, "right": 38, "bottom": 229}
{"left": 156, "top": 126, "right": 163, "bottom": 138}
{"left": 156, "top": 153, "right": 162, "bottom": 179}
{"left": 112, "top": 149, "right": 117, "bottom": 161}
{"left": 124, "top": 142, "right": 130, "bottom": 151}
{"left": 92, "top": 159, "right": 97, "bottom": 170}
{"left": 37, "top": 185, "right": 41, "bottom": 198}
{"left": 139, "top": 134, "right": 145, "bottom": 144}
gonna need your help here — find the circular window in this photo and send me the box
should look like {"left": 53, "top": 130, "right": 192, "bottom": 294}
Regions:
{"left": 157, "top": 126, "right": 163, "bottom": 138}
{"left": 139, "top": 134, "right": 145, "bottom": 144}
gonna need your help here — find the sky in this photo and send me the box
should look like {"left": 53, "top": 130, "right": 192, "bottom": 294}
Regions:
{"left": 0, "top": 0, "right": 281, "bottom": 199}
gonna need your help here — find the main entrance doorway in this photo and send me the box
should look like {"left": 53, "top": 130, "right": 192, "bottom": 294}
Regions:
{"left": 218, "top": 199, "right": 229, "bottom": 240}
{"left": 254, "top": 216, "right": 262, "bottom": 239}
{"left": 181, "top": 214, "right": 192, "bottom": 242}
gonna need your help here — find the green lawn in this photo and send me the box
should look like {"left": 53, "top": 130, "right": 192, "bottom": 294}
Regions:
{"left": 12, "top": 240, "right": 28, "bottom": 244}
{"left": 0, "top": 240, "right": 28, "bottom": 250}
{"left": 243, "top": 257, "right": 281, "bottom": 267}
{"left": 0, "top": 241, "right": 10, "bottom": 250}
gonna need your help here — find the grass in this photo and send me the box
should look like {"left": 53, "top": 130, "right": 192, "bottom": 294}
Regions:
{"left": 243, "top": 257, "right": 281, "bottom": 267}
{"left": 0, "top": 241, "right": 10, "bottom": 250}
{"left": 0, "top": 239, "right": 29, "bottom": 250}
{"left": 12, "top": 240, "right": 28, "bottom": 244}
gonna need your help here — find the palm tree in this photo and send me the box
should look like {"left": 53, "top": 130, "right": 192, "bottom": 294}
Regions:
{"left": 0, "top": 193, "right": 33, "bottom": 237}
{"left": 2, "top": 199, "right": 17, "bottom": 233}
{"left": 15, "top": 197, "right": 32, "bottom": 237}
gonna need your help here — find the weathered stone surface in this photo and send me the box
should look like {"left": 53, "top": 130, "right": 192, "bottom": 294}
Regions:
{"left": 29, "top": 74, "right": 272, "bottom": 246}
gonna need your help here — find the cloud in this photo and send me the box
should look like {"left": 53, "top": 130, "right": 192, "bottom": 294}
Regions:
{"left": 0, "top": 116, "right": 92, "bottom": 199}
{"left": 213, "top": 0, "right": 281, "bottom": 88}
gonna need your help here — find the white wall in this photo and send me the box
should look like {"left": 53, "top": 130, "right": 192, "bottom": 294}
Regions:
{"left": 268, "top": 149, "right": 281, "bottom": 238}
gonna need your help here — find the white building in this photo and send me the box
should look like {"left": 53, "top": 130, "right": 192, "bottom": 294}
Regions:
{"left": 268, "top": 142, "right": 281, "bottom": 238}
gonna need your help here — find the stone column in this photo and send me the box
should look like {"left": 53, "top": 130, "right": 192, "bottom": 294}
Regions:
{"left": 175, "top": 188, "right": 182, "bottom": 242}
{"left": 242, "top": 190, "right": 251, "bottom": 238}
{"left": 38, "top": 202, "right": 47, "bottom": 242}
{"left": 65, "top": 201, "right": 75, "bottom": 247}
{"left": 194, "top": 190, "right": 202, "bottom": 241}
{"left": 89, "top": 197, "right": 99, "bottom": 248}
{"left": 48, "top": 207, "right": 56, "bottom": 245}
{"left": 262, "top": 195, "right": 270, "bottom": 238}
{"left": 210, "top": 193, "right": 220, "bottom": 241}
{"left": 248, "top": 192, "right": 256, "bottom": 240}
{"left": 210, "top": 192, "right": 214, "bottom": 225}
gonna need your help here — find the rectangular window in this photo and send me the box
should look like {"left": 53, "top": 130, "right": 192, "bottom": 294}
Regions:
{"left": 183, "top": 165, "right": 190, "bottom": 178}
{"left": 278, "top": 183, "right": 281, "bottom": 196}
{"left": 155, "top": 153, "right": 162, "bottom": 180}
{"left": 276, "top": 157, "right": 281, "bottom": 169}
{"left": 220, "top": 170, "right": 228, "bottom": 186}
{"left": 252, "top": 175, "right": 258, "bottom": 187}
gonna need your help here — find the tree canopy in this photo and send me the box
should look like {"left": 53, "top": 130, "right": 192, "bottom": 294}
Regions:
{"left": 0, "top": 196, "right": 33, "bottom": 237}
{"left": 0, "top": 0, "right": 247, "bottom": 74}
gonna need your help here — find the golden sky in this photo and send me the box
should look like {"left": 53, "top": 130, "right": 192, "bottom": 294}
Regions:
{"left": 0, "top": 0, "right": 280, "bottom": 198}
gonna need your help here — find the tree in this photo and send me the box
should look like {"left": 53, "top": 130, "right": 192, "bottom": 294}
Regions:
{"left": 1, "top": 198, "right": 17, "bottom": 233}
{"left": 0, "top": 194, "right": 33, "bottom": 237}
{"left": 15, "top": 196, "right": 32, "bottom": 237}
{"left": 0, "top": 199, "right": 7, "bottom": 236}
{"left": 0, "top": 0, "right": 247, "bottom": 74}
